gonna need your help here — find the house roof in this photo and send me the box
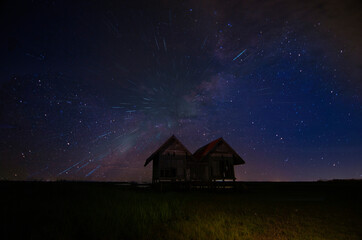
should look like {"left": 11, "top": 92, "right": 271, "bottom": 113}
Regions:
{"left": 144, "top": 135, "right": 193, "bottom": 167}
{"left": 193, "top": 138, "right": 221, "bottom": 160}
{"left": 193, "top": 137, "right": 245, "bottom": 165}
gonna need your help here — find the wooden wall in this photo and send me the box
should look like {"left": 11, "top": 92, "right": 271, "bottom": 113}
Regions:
{"left": 153, "top": 142, "right": 188, "bottom": 181}
{"left": 207, "top": 142, "right": 235, "bottom": 180}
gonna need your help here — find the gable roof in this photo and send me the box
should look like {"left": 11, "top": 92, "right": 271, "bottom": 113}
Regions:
{"left": 144, "top": 135, "right": 192, "bottom": 167}
{"left": 193, "top": 137, "right": 245, "bottom": 165}
{"left": 193, "top": 138, "right": 221, "bottom": 160}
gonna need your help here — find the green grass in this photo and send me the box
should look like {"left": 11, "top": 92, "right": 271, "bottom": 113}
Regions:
{"left": 1, "top": 181, "right": 361, "bottom": 240}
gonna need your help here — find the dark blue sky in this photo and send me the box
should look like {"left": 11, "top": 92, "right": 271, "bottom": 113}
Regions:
{"left": 0, "top": 0, "right": 361, "bottom": 181}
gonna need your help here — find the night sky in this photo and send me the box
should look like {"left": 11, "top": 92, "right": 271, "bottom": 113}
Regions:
{"left": 0, "top": 0, "right": 361, "bottom": 181}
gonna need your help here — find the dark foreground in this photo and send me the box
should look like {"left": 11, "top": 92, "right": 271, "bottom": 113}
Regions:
{"left": 1, "top": 181, "right": 361, "bottom": 240}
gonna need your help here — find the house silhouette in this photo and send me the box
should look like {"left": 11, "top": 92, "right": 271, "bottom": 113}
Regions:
{"left": 144, "top": 135, "right": 245, "bottom": 184}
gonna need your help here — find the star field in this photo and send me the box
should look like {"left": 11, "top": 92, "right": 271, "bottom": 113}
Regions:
{"left": 0, "top": 0, "right": 361, "bottom": 181}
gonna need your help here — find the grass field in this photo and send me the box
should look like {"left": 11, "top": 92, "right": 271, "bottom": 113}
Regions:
{"left": 1, "top": 181, "right": 361, "bottom": 240}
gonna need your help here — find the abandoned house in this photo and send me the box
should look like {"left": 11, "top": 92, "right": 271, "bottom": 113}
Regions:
{"left": 144, "top": 135, "right": 245, "bottom": 183}
{"left": 144, "top": 135, "right": 194, "bottom": 183}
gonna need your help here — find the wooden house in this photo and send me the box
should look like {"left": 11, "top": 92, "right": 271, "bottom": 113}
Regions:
{"left": 193, "top": 137, "right": 245, "bottom": 181}
{"left": 144, "top": 135, "right": 194, "bottom": 183}
{"left": 144, "top": 135, "right": 245, "bottom": 184}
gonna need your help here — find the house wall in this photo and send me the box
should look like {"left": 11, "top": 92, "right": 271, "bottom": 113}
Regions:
{"left": 188, "top": 162, "right": 209, "bottom": 181}
{"left": 158, "top": 152, "right": 186, "bottom": 179}
{"left": 207, "top": 143, "right": 235, "bottom": 180}
{"left": 153, "top": 142, "right": 188, "bottom": 181}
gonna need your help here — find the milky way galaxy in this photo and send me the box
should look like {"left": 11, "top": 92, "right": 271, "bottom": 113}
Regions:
{"left": 0, "top": 0, "right": 361, "bottom": 181}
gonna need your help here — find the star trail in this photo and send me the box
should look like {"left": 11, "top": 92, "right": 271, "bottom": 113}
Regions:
{"left": 0, "top": 0, "right": 361, "bottom": 181}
